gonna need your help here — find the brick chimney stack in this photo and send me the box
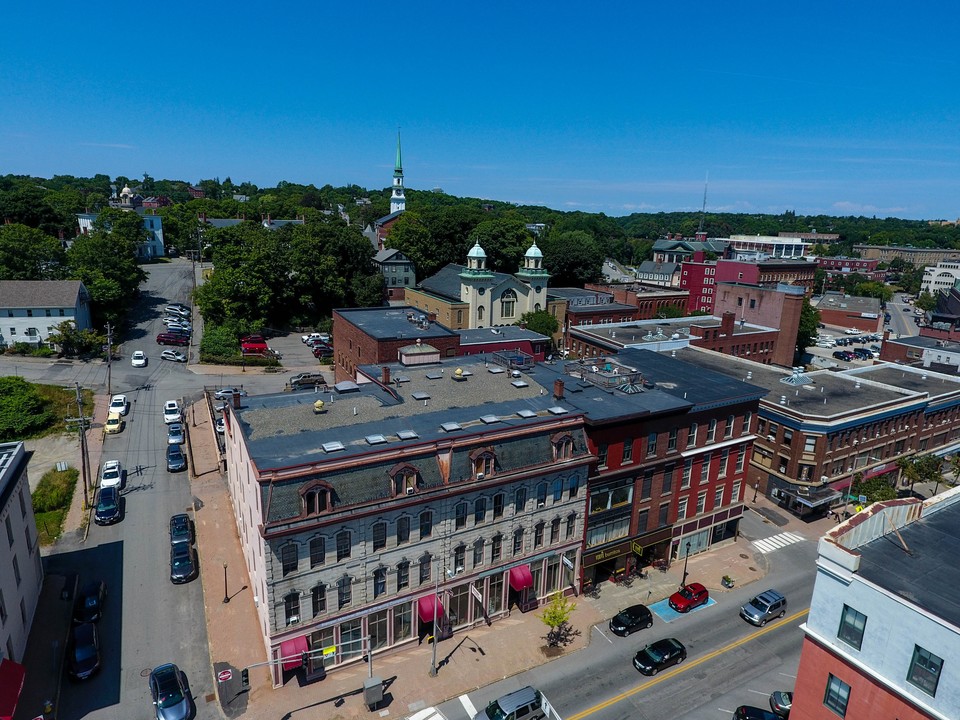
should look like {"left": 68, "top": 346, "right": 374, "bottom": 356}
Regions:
{"left": 382, "top": 367, "right": 391, "bottom": 385}
{"left": 553, "top": 379, "right": 564, "bottom": 400}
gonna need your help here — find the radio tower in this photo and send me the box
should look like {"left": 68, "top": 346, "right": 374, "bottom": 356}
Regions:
{"left": 697, "top": 173, "right": 709, "bottom": 234}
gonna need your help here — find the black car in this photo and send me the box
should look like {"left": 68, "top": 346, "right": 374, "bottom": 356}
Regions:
{"left": 74, "top": 580, "right": 106, "bottom": 623}
{"left": 170, "top": 544, "right": 197, "bottom": 584}
{"left": 68, "top": 623, "right": 100, "bottom": 680}
{"left": 94, "top": 487, "right": 121, "bottom": 525}
{"left": 169, "top": 514, "right": 193, "bottom": 546}
{"left": 633, "top": 637, "right": 686, "bottom": 675}
{"left": 166, "top": 445, "right": 187, "bottom": 473}
{"left": 149, "top": 663, "right": 190, "bottom": 720}
{"left": 609, "top": 604, "right": 653, "bottom": 636}
{"left": 769, "top": 691, "right": 793, "bottom": 718}
{"left": 734, "top": 706, "right": 780, "bottom": 720}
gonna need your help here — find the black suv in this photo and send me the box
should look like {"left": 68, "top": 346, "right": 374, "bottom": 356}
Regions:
{"left": 633, "top": 637, "right": 686, "bottom": 675}
{"left": 169, "top": 514, "right": 194, "bottom": 546}
{"left": 94, "top": 487, "right": 121, "bottom": 525}
{"left": 609, "top": 604, "right": 653, "bottom": 636}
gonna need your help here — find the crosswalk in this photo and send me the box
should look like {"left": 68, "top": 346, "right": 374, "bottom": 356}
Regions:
{"left": 752, "top": 531, "right": 805, "bottom": 554}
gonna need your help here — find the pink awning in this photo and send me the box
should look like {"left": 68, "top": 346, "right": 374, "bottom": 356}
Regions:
{"left": 509, "top": 564, "right": 534, "bottom": 591}
{"left": 417, "top": 594, "right": 444, "bottom": 624}
{"left": 0, "top": 659, "right": 25, "bottom": 720}
{"left": 280, "top": 635, "right": 309, "bottom": 671}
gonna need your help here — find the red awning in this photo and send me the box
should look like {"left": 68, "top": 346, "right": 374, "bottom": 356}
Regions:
{"left": 279, "top": 635, "right": 309, "bottom": 671}
{"left": 0, "top": 659, "right": 25, "bottom": 720}
{"left": 509, "top": 564, "right": 534, "bottom": 592}
{"left": 417, "top": 594, "right": 444, "bottom": 624}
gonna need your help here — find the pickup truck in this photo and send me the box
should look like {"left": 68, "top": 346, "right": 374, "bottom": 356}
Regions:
{"left": 302, "top": 332, "right": 330, "bottom": 344}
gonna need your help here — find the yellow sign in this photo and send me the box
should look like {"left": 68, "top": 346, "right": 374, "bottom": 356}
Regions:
{"left": 632, "top": 542, "right": 644, "bottom": 555}
{"left": 322, "top": 645, "right": 336, "bottom": 657}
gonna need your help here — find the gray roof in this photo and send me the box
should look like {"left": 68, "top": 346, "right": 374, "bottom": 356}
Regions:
{"left": 856, "top": 498, "right": 960, "bottom": 626}
{"left": 376, "top": 210, "right": 403, "bottom": 226}
{"left": 0, "top": 443, "right": 26, "bottom": 517}
{"left": 335, "top": 306, "right": 459, "bottom": 342}
{"left": 374, "top": 249, "right": 403, "bottom": 263}
{"left": 637, "top": 261, "right": 680, "bottom": 275}
{"left": 418, "top": 263, "right": 514, "bottom": 302}
{"left": 567, "top": 302, "right": 637, "bottom": 315}
{"left": 547, "top": 288, "right": 605, "bottom": 300}
{"left": 0, "top": 280, "right": 87, "bottom": 309}
{"left": 813, "top": 292, "right": 882, "bottom": 314}
{"left": 458, "top": 326, "right": 549, "bottom": 344}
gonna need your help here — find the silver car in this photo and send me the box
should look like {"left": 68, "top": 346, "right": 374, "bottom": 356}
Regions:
{"left": 167, "top": 423, "right": 185, "bottom": 445}
{"left": 149, "top": 663, "right": 190, "bottom": 720}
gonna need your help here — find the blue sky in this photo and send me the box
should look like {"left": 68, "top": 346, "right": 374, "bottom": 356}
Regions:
{"left": 2, "top": 2, "right": 957, "bottom": 219}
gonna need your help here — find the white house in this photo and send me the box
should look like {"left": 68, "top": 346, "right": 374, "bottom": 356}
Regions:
{"left": 0, "top": 281, "right": 92, "bottom": 349}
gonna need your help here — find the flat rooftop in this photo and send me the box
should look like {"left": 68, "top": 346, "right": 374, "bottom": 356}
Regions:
{"left": 814, "top": 293, "right": 881, "bottom": 314}
{"left": 458, "top": 326, "right": 549, "bottom": 345}
{"left": 573, "top": 316, "right": 774, "bottom": 347}
{"left": 335, "top": 306, "right": 459, "bottom": 342}
{"left": 847, "top": 364, "right": 960, "bottom": 402}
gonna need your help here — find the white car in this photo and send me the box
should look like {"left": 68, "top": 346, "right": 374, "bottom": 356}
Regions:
{"left": 100, "top": 460, "right": 123, "bottom": 489}
{"left": 164, "top": 305, "right": 191, "bottom": 318}
{"left": 301, "top": 332, "right": 323, "bottom": 344}
{"left": 131, "top": 351, "right": 147, "bottom": 367}
{"left": 108, "top": 394, "right": 129, "bottom": 416}
{"left": 213, "top": 387, "right": 247, "bottom": 401}
{"left": 163, "top": 400, "right": 182, "bottom": 424}
{"left": 163, "top": 316, "right": 191, "bottom": 328}
{"left": 215, "top": 417, "right": 225, "bottom": 434}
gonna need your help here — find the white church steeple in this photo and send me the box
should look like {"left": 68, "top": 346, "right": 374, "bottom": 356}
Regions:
{"left": 390, "top": 131, "right": 406, "bottom": 214}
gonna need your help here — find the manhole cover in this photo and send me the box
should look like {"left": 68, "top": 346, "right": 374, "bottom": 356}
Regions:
{"left": 140, "top": 668, "right": 151, "bottom": 677}
{"left": 739, "top": 554, "right": 749, "bottom": 559}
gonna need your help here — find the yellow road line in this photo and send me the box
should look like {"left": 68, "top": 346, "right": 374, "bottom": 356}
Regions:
{"left": 566, "top": 608, "right": 810, "bottom": 720}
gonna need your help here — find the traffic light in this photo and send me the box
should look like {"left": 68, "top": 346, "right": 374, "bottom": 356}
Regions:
{"left": 301, "top": 652, "right": 309, "bottom": 667}
{"left": 240, "top": 668, "right": 249, "bottom": 688}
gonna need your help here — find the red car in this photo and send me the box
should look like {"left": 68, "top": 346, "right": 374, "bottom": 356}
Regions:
{"left": 668, "top": 582, "right": 709, "bottom": 613}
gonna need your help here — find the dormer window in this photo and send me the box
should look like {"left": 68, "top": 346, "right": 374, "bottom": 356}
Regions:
{"left": 391, "top": 463, "right": 421, "bottom": 496}
{"left": 301, "top": 482, "right": 332, "bottom": 516}
{"left": 552, "top": 433, "right": 574, "bottom": 461}
{"left": 470, "top": 448, "right": 495, "bottom": 478}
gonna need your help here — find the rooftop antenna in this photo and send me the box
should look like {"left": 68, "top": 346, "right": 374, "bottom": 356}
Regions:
{"left": 697, "top": 172, "right": 709, "bottom": 233}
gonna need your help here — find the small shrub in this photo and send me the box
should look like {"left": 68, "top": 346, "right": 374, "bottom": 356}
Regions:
{"left": 32, "top": 467, "right": 78, "bottom": 512}
{"left": 35, "top": 509, "right": 67, "bottom": 546}
{"left": 30, "top": 347, "right": 54, "bottom": 358}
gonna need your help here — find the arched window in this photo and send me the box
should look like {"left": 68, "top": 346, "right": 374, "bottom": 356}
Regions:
{"left": 309, "top": 536, "right": 325, "bottom": 568}
{"left": 284, "top": 591, "right": 300, "bottom": 625}
{"left": 419, "top": 553, "right": 432, "bottom": 584}
{"left": 373, "top": 567, "right": 387, "bottom": 599}
{"left": 473, "top": 538, "right": 485, "bottom": 568}
{"left": 453, "top": 544, "right": 466, "bottom": 571}
{"left": 391, "top": 463, "right": 421, "bottom": 496}
{"left": 336, "top": 530, "right": 351, "bottom": 561}
{"left": 536, "top": 482, "right": 548, "bottom": 507}
{"left": 552, "top": 433, "right": 574, "bottom": 461}
{"left": 478, "top": 305, "right": 485, "bottom": 321}
{"left": 281, "top": 543, "right": 298, "bottom": 576}
{"left": 311, "top": 585, "right": 326, "bottom": 616}
{"left": 302, "top": 483, "right": 332, "bottom": 516}
{"left": 501, "top": 289, "right": 517, "bottom": 318}
{"left": 513, "top": 527, "right": 525, "bottom": 556}
{"left": 472, "top": 450, "right": 495, "bottom": 477}
{"left": 372, "top": 521, "right": 387, "bottom": 551}
{"left": 552, "top": 478, "right": 563, "bottom": 502}
{"left": 419, "top": 510, "right": 433, "bottom": 539}
{"left": 455, "top": 501, "right": 468, "bottom": 529}
{"left": 474, "top": 497, "right": 487, "bottom": 525}
{"left": 337, "top": 575, "right": 352, "bottom": 609}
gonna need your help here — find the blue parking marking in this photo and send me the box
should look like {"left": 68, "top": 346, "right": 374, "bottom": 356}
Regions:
{"left": 650, "top": 597, "right": 716, "bottom": 622}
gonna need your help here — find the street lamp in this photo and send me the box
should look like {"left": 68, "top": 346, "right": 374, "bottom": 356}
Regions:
{"left": 430, "top": 563, "right": 457, "bottom": 677}
{"left": 223, "top": 562, "right": 229, "bottom": 604}
{"left": 681, "top": 541, "right": 691, "bottom": 588}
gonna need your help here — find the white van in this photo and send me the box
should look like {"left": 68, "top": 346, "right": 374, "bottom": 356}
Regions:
{"left": 475, "top": 687, "right": 559, "bottom": 720}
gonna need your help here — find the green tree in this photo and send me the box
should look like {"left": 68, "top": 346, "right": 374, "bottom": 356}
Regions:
{"left": 796, "top": 298, "right": 821, "bottom": 358}
{"left": 519, "top": 310, "right": 559, "bottom": 339}
{"left": 467, "top": 218, "right": 531, "bottom": 273}
{"left": 851, "top": 474, "right": 898, "bottom": 504}
{"left": 852, "top": 281, "right": 893, "bottom": 302}
{"left": 0, "top": 376, "right": 53, "bottom": 440}
{"left": 350, "top": 273, "right": 386, "bottom": 308}
{"left": 67, "top": 227, "right": 146, "bottom": 326}
{"left": 896, "top": 455, "right": 942, "bottom": 496}
{"left": 541, "top": 230, "right": 604, "bottom": 287}
{"left": 386, "top": 212, "right": 438, "bottom": 280}
{"left": 915, "top": 290, "right": 937, "bottom": 312}
{"left": 46, "top": 321, "right": 106, "bottom": 357}
{"left": 0, "top": 224, "right": 66, "bottom": 280}
{"left": 538, "top": 592, "right": 577, "bottom": 648}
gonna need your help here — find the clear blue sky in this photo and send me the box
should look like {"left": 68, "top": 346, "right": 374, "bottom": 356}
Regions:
{"left": 2, "top": 2, "right": 957, "bottom": 220}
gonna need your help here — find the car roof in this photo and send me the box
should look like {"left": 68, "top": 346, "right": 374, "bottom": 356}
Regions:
{"left": 103, "top": 460, "right": 120, "bottom": 468}
{"left": 651, "top": 637, "right": 682, "bottom": 650}
{"left": 685, "top": 582, "right": 706, "bottom": 592}
{"left": 165, "top": 400, "right": 179, "bottom": 408}
{"left": 622, "top": 604, "right": 649, "bottom": 615}
{"left": 107, "top": 412, "right": 121, "bottom": 419}
{"left": 755, "top": 589, "right": 785, "bottom": 602}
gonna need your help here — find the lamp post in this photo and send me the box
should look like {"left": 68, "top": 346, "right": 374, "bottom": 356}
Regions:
{"left": 429, "top": 559, "right": 440, "bottom": 677}
{"left": 222, "top": 562, "right": 229, "bottom": 604}
{"left": 681, "top": 541, "right": 691, "bottom": 588}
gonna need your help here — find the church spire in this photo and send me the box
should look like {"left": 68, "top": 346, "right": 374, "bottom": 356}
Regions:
{"left": 390, "top": 130, "right": 406, "bottom": 214}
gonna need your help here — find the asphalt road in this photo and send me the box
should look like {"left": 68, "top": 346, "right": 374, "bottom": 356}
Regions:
{"left": 437, "top": 509, "right": 816, "bottom": 720}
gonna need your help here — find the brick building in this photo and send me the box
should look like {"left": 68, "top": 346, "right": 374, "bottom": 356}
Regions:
{"left": 713, "top": 283, "right": 805, "bottom": 368}
{"left": 792, "top": 492, "right": 960, "bottom": 720}
{"left": 817, "top": 256, "right": 884, "bottom": 281}
{"left": 681, "top": 255, "right": 816, "bottom": 314}
{"left": 584, "top": 283, "right": 689, "bottom": 318}
{"left": 854, "top": 244, "right": 960, "bottom": 266}
{"left": 812, "top": 292, "right": 883, "bottom": 333}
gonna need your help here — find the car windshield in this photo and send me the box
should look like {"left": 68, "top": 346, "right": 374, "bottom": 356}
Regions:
{"left": 74, "top": 641, "right": 96, "bottom": 661}
{"left": 679, "top": 587, "right": 696, "bottom": 599}
{"left": 751, "top": 598, "right": 769, "bottom": 611}
{"left": 157, "top": 684, "right": 184, "bottom": 708}
{"left": 103, "top": 469, "right": 119, "bottom": 479}
{"left": 483, "top": 702, "right": 507, "bottom": 720}
{"left": 643, "top": 644, "right": 666, "bottom": 661}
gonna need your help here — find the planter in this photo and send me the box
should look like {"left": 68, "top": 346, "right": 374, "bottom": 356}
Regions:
{"left": 721, "top": 577, "right": 735, "bottom": 589}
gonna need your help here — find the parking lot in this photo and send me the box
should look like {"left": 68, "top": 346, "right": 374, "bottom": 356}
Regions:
{"left": 807, "top": 330, "right": 882, "bottom": 367}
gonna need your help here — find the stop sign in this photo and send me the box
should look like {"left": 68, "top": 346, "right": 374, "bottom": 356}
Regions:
{"left": 217, "top": 669, "right": 233, "bottom": 683}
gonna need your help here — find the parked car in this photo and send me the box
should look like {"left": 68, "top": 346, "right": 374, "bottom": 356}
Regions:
{"left": 669, "top": 582, "right": 709, "bottom": 613}
{"left": 99, "top": 460, "right": 123, "bottom": 489}
{"left": 73, "top": 580, "right": 106, "bottom": 623}
{"left": 149, "top": 663, "right": 190, "bottom": 720}
{"left": 740, "top": 589, "right": 787, "bottom": 626}
{"left": 734, "top": 706, "right": 780, "bottom": 720}
{"left": 169, "top": 514, "right": 194, "bottom": 546}
{"left": 167, "top": 423, "right": 185, "bottom": 445}
{"left": 170, "top": 543, "right": 197, "bottom": 583}
{"left": 105, "top": 412, "right": 124, "bottom": 434}
{"left": 164, "top": 305, "right": 191, "bottom": 318}
{"left": 213, "top": 387, "right": 247, "bottom": 400}
{"left": 131, "top": 350, "right": 147, "bottom": 367}
{"left": 163, "top": 401, "right": 181, "bottom": 424}
{"left": 68, "top": 623, "right": 101, "bottom": 680}
{"left": 166, "top": 445, "right": 187, "bottom": 473}
{"left": 165, "top": 322, "right": 192, "bottom": 333}
{"left": 302, "top": 332, "right": 324, "bottom": 344}
{"left": 167, "top": 303, "right": 190, "bottom": 312}
{"left": 854, "top": 348, "right": 873, "bottom": 360}
{"left": 313, "top": 345, "right": 333, "bottom": 359}
{"left": 160, "top": 349, "right": 187, "bottom": 363}
{"left": 94, "top": 486, "right": 121, "bottom": 525}
{"left": 215, "top": 417, "right": 225, "bottom": 434}
{"left": 832, "top": 350, "right": 850, "bottom": 361}
{"left": 108, "top": 394, "right": 129, "bottom": 416}
{"left": 609, "top": 604, "right": 653, "bottom": 636}
{"left": 156, "top": 333, "right": 189, "bottom": 346}
{"left": 289, "top": 372, "right": 326, "bottom": 390}
{"left": 633, "top": 637, "right": 686, "bottom": 675}
{"left": 769, "top": 691, "right": 793, "bottom": 718}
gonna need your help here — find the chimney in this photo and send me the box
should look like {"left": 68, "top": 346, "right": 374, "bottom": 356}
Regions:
{"left": 427, "top": 312, "right": 437, "bottom": 323}
{"left": 553, "top": 379, "right": 565, "bottom": 400}
{"left": 721, "top": 311, "right": 736, "bottom": 335}
{"left": 381, "top": 366, "right": 390, "bottom": 385}
{"left": 232, "top": 391, "right": 242, "bottom": 410}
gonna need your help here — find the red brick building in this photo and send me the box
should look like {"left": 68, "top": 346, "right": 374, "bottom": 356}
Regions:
{"left": 713, "top": 283, "right": 805, "bottom": 367}
{"left": 681, "top": 255, "right": 815, "bottom": 314}
{"left": 817, "top": 256, "right": 884, "bottom": 281}
{"left": 812, "top": 292, "right": 883, "bottom": 333}
{"left": 584, "top": 283, "right": 689, "bottom": 318}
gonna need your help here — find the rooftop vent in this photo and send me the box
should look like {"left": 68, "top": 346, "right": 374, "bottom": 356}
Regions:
{"left": 488, "top": 367, "right": 506, "bottom": 374}
{"left": 365, "top": 434, "right": 387, "bottom": 445}
{"left": 480, "top": 414, "right": 500, "bottom": 424}
{"left": 780, "top": 366, "right": 812, "bottom": 387}
{"left": 547, "top": 406, "right": 568, "bottom": 415}
{"left": 440, "top": 422, "right": 462, "bottom": 433}
{"left": 516, "top": 409, "right": 537, "bottom": 418}
{"left": 511, "top": 380, "right": 529, "bottom": 388}
{"left": 396, "top": 430, "right": 419, "bottom": 441}
{"left": 322, "top": 441, "right": 346, "bottom": 453}
{"left": 411, "top": 391, "right": 430, "bottom": 401}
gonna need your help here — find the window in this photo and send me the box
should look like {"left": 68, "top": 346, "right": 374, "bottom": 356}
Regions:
{"left": 284, "top": 592, "right": 300, "bottom": 624}
{"left": 597, "top": 443, "right": 608, "bottom": 467}
{"left": 19, "top": 488, "right": 26, "bottom": 518}
{"left": 837, "top": 605, "right": 866, "bottom": 649}
{"left": 514, "top": 487, "right": 527, "bottom": 513}
{"left": 688, "top": 423, "right": 698, "bottom": 449}
{"left": 568, "top": 475, "right": 580, "bottom": 499}
{"left": 281, "top": 544, "right": 298, "bottom": 576}
{"left": 491, "top": 534, "right": 502, "bottom": 562}
{"left": 736, "top": 450, "right": 745, "bottom": 473}
{"left": 336, "top": 530, "right": 351, "bottom": 561}
{"left": 536, "top": 483, "right": 548, "bottom": 507}
{"left": 641, "top": 471, "right": 653, "bottom": 499}
{"left": 513, "top": 528, "right": 524, "bottom": 556}
{"left": 311, "top": 585, "right": 326, "bottom": 616}
{"left": 457, "top": 309, "right": 463, "bottom": 324}
{"left": 725, "top": 415, "right": 734, "bottom": 439}
{"left": 823, "top": 674, "right": 850, "bottom": 717}
{"left": 550, "top": 517, "right": 561, "bottom": 543}
{"left": 589, "top": 479, "right": 633, "bottom": 513}
{"left": 454, "top": 544, "right": 466, "bottom": 571}
{"left": 783, "top": 428, "right": 794, "bottom": 446}
{"left": 474, "top": 497, "right": 487, "bottom": 524}
{"left": 397, "top": 516, "right": 410, "bottom": 545}
{"left": 662, "top": 465, "right": 674, "bottom": 494}
{"left": 907, "top": 645, "right": 943, "bottom": 696}
{"left": 666, "top": 428, "right": 677, "bottom": 452}
{"left": 696, "top": 492, "right": 706, "bottom": 514}
{"left": 473, "top": 452, "right": 494, "bottom": 477}
{"left": 309, "top": 537, "right": 325, "bottom": 568}
{"left": 373, "top": 568, "right": 387, "bottom": 598}
{"left": 714, "top": 487, "right": 723, "bottom": 509}
{"left": 493, "top": 493, "right": 505, "bottom": 519}
{"left": 565, "top": 514, "right": 576, "bottom": 539}
{"left": 699, "top": 453, "right": 710, "bottom": 483}
{"left": 681, "top": 459, "right": 692, "bottom": 488}
{"left": 473, "top": 538, "right": 485, "bottom": 568}
{"left": 338, "top": 576, "right": 352, "bottom": 609}
{"left": 707, "top": 419, "right": 717, "bottom": 442}
{"left": 732, "top": 480, "right": 741, "bottom": 502}
{"left": 677, "top": 498, "right": 688, "bottom": 520}
{"left": 719, "top": 448, "right": 730, "bottom": 478}
{"left": 419, "top": 555, "right": 432, "bottom": 584}
{"left": 419, "top": 510, "right": 433, "bottom": 539}
{"left": 12, "top": 556, "right": 19, "bottom": 586}
{"left": 393, "top": 468, "right": 420, "bottom": 495}
{"left": 455, "top": 502, "right": 468, "bottom": 529}
{"left": 534, "top": 522, "right": 545, "bottom": 548}
{"left": 804, "top": 435, "right": 817, "bottom": 453}
{"left": 500, "top": 289, "right": 517, "bottom": 318}
{"left": 0, "top": 588, "right": 5, "bottom": 624}
{"left": 648, "top": 431, "right": 659, "bottom": 457}
{"left": 372, "top": 522, "right": 387, "bottom": 551}
{"left": 303, "top": 486, "right": 328, "bottom": 515}
{"left": 4, "top": 516, "right": 12, "bottom": 547}
{"left": 552, "top": 478, "right": 563, "bottom": 502}
{"left": 622, "top": 438, "right": 633, "bottom": 463}
{"left": 397, "top": 561, "right": 410, "bottom": 590}
{"left": 554, "top": 435, "right": 573, "bottom": 460}
{"left": 658, "top": 503, "right": 669, "bottom": 527}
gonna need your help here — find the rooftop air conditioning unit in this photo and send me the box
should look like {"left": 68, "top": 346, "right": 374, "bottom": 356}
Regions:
{"left": 287, "top": 615, "right": 300, "bottom": 625}
{"left": 406, "top": 487, "right": 415, "bottom": 495}
{"left": 476, "top": 473, "right": 485, "bottom": 480}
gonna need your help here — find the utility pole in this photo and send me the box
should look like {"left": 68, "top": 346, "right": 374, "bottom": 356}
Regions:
{"left": 105, "top": 323, "right": 113, "bottom": 397}
{"left": 64, "top": 382, "right": 92, "bottom": 511}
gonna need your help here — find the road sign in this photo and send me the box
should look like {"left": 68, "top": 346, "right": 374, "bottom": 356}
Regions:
{"left": 217, "top": 669, "right": 233, "bottom": 683}
{"left": 631, "top": 541, "right": 644, "bottom": 556}
{"left": 858, "top": 495, "right": 868, "bottom": 505}
{"left": 561, "top": 555, "right": 574, "bottom": 569}
{"left": 470, "top": 584, "right": 483, "bottom": 603}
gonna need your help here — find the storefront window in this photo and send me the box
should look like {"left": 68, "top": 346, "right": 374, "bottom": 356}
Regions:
{"left": 340, "top": 619, "right": 363, "bottom": 661}
{"left": 310, "top": 626, "right": 335, "bottom": 669}
{"left": 545, "top": 555, "right": 561, "bottom": 593}
{"left": 531, "top": 563, "right": 543, "bottom": 599}
{"left": 393, "top": 602, "right": 412, "bottom": 642}
{"left": 369, "top": 609, "right": 388, "bottom": 650}
{"left": 488, "top": 574, "right": 504, "bottom": 616}
{"left": 449, "top": 584, "right": 470, "bottom": 628}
